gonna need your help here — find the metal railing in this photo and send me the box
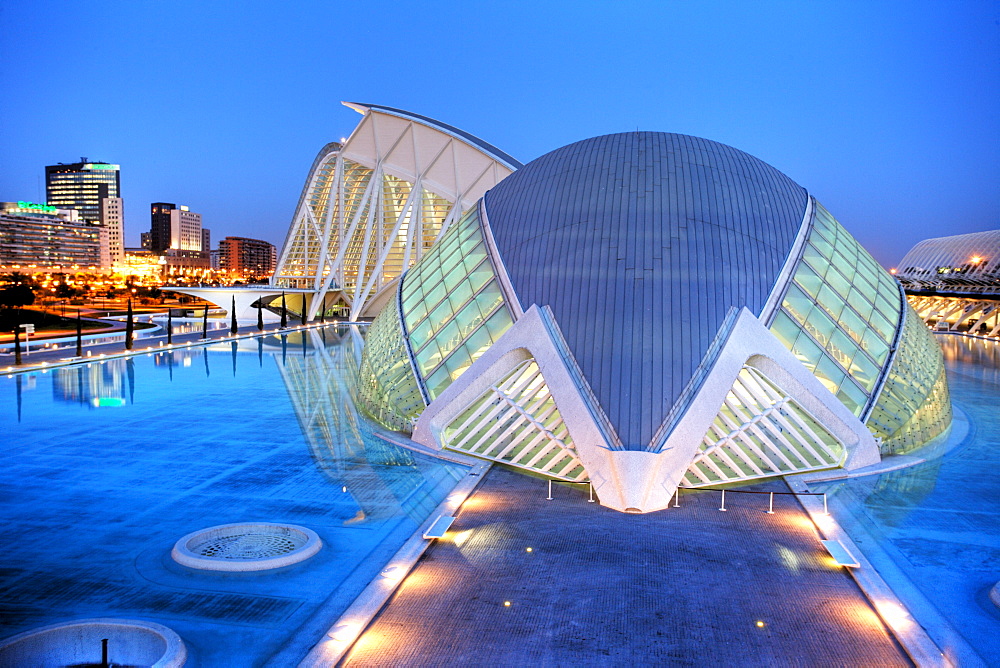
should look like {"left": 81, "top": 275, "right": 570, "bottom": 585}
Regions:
{"left": 542, "top": 479, "right": 829, "bottom": 515}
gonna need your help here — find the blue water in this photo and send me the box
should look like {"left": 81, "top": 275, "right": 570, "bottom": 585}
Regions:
{"left": 0, "top": 326, "right": 466, "bottom": 666}
{"left": 812, "top": 334, "right": 1000, "bottom": 666}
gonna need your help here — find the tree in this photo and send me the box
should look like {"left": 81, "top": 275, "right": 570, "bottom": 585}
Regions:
{"left": 230, "top": 296, "right": 238, "bottom": 335}
{"left": 125, "top": 298, "right": 134, "bottom": 350}
{"left": 0, "top": 284, "right": 35, "bottom": 309}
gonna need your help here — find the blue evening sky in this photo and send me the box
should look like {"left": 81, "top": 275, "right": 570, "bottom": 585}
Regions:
{"left": 1, "top": 0, "right": 997, "bottom": 266}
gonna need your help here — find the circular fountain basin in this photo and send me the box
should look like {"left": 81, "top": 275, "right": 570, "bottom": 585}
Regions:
{"left": 171, "top": 522, "right": 321, "bottom": 572}
{"left": 0, "top": 618, "right": 186, "bottom": 667}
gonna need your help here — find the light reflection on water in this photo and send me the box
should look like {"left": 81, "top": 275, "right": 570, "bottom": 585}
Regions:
{"left": 0, "top": 324, "right": 466, "bottom": 665}
{"left": 813, "top": 334, "right": 1000, "bottom": 665}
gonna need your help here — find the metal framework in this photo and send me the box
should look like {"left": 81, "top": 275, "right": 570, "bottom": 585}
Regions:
{"left": 682, "top": 365, "right": 844, "bottom": 487}
{"left": 441, "top": 359, "right": 587, "bottom": 481}
{"left": 272, "top": 103, "right": 519, "bottom": 321}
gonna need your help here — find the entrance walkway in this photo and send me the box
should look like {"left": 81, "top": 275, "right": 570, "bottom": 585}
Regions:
{"left": 343, "top": 467, "right": 910, "bottom": 667}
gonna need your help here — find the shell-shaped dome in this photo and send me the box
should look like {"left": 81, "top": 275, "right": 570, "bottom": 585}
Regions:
{"left": 484, "top": 132, "right": 808, "bottom": 448}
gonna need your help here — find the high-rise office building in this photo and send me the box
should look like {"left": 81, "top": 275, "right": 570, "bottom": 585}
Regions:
{"left": 100, "top": 197, "right": 124, "bottom": 265}
{"left": 149, "top": 202, "right": 202, "bottom": 252}
{"left": 219, "top": 236, "right": 276, "bottom": 278}
{"left": 45, "top": 160, "right": 120, "bottom": 224}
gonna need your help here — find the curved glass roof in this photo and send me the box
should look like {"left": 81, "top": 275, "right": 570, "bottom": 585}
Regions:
{"left": 484, "top": 132, "right": 808, "bottom": 449}
{"left": 344, "top": 102, "right": 523, "bottom": 171}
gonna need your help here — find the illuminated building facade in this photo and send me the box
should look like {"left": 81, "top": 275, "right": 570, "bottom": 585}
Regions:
{"left": 219, "top": 236, "right": 276, "bottom": 279}
{"left": 357, "top": 130, "right": 953, "bottom": 513}
{"left": 272, "top": 102, "right": 521, "bottom": 320}
{"left": 150, "top": 203, "right": 204, "bottom": 253}
{"left": 45, "top": 160, "right": 120, "bottom": 225}
{"left": 896, "top": 229, "right": 1000, "bottom": 294}
{"left": 898, "top": 229, "right": 1000, "bottom": 337}
{"left": 0, "top": 201, "right": 103, "bottom": 271}
{"left": 99, "top": 196, "right": 124, "bottom": 266}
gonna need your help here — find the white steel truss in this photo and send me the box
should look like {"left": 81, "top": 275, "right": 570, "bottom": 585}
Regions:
{"left": 441, "top": 359, "right": 587, "bottom": 481}
{"left": 681, "top": 365, "right": 845, "bottom": 487}
{"left": 272, "top": 103, "right": 518, "bottom": 321}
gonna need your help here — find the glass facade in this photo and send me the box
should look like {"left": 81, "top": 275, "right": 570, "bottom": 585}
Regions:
{"left": 275, "top": 156, "right": 452, "bottom": 299}
{"left": 400, "top": 206, "right": 514, "bottom": 400}
{"left": 45, "top": 162, "right": 121, "bottom": 225}
{"left": 865, "top": 305, "right": 953, "bottom": 454}
{"left": 357, "top": 299, "right": 426, "bottom": 432}
{"left": 684, "top": 366, "right": 844, "bottom": 487}
{"left": 358, "top": 203, "right": 515, "bottom": 431}
{"left": 769, "top": 200, "right": 902, "bottom": 417}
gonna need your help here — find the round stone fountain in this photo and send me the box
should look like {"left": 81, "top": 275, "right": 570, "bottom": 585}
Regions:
{"left": 171, "top": 522, "right": 321, "bottom": 572}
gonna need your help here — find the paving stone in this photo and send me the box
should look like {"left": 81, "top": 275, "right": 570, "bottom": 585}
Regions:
{"left": 344, "top": 467, "right": 910, "bottom": 667}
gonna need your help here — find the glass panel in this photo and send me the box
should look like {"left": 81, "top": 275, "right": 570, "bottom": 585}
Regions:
{"left": 782, "top": 284, "right": 813, "bottom": 323}
{"left": 815, "top": 356, "right": 845, "bottom": 394}
{"left": 794, "top": 264, "right": 824, "bottom": 300}
{"left": 770, "top": 310, "right": 800, "bottom": 349}
{"left": 869, "top": 310, "right": 895, "bottom": 342}
{"left": 825, "top": 266, "right": 853, "bottom": 300}
{"left": 816, "top": 284, "right": 845, "bottom": 320}
{"left": 810, "top": 235, "right": 835, "bottom": 261}
{"left": 828, "top": 329, "right": 858, "bottom": 369}
{"left": 846, "top": 288, "right": 874, "bottom": 319}
{"left": 837, "top": 379, "right": 867, "bottom": 416}
{"left": 791, "top": 333, "right": 822, "bottom": 372}
{"left": 861, "top": 328, "right": 890, "bottom": 363}
{"left": 804, "top": 308, "right": 837, "bottom": 348}
{"left": 849, "top": 351, "right": 881, "bottom": 392}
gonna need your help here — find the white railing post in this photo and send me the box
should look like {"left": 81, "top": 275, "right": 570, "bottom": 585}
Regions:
{"left": 588, "top": 481, "right": 595, "bottom": 503}
{"left": 823, "top": 493, "right": 828, "bottom": 515}
{"left": 673, "top": 488, "right": 680, "bottom": 508}
{"left": 767, "top": 491, "right": 775, "bottom": 514}
{"left": 547, "top": 479, "right": 553, "bottom": 501}
{"left": 719, "top": 489, "right": 727, "bottom": 511}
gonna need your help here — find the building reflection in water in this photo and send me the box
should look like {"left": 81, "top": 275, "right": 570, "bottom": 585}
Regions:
{"left": 49, "top": 325, "right": 463, "bottom": 525}
{"left": 53, "top": 359, "right": 129, "bottom": 408}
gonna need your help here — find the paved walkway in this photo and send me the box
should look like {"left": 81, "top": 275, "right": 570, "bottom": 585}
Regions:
{"left": 343, "top": 467, "right": 910, "bottom": 667}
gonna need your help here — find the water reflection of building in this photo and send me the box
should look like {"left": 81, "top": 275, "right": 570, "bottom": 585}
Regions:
{"left": 52, "top": 359, "right": 128, "bottom": 408}
{"left": 274, "top": 325, "right": 463, "bottom": 524}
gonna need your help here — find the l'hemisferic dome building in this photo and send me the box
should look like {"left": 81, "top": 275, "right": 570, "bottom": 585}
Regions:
{"left": 349, "top": 120, "right": 952, "bottom": 513}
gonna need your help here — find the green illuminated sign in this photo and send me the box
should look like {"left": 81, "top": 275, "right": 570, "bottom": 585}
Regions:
{"left": 17, "top": 200, "right": 57, "bottom": 213}
{"left": 83, "top": 163, "right": 119, "bottom": 170}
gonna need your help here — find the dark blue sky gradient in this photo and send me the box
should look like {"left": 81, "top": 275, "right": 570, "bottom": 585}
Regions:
{"left": 1, "top": 0, "right": 997, "bottom": 266}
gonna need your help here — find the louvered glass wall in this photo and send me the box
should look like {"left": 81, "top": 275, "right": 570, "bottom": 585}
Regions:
{"left": 400, "top": 206, "right": 514, "bottom": 400}
{"left": 684, "top": 366, "right": 844, "bottom": 487}
{"left": 769, "top": 200, "right": 903, "bottom": 416}
{"left": 442, "top": 360, "right": 587, "bottom": 480}
{"left": 865, "top": 305, "right": 952, "bottom": 454}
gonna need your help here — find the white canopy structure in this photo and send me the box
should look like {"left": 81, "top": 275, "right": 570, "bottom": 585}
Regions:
{"left": 270, "top": 103, "right": 521, "bottom": 321}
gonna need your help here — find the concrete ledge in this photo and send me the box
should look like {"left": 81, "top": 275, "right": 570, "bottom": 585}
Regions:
{"left": 786, "top": 476, "right": 950, "bottom": 667}
{"left": 0, "top": 618, "right": 187, "bottom": 667}
{"left": 296, "top": 460, "right": 491, "bottom": 667}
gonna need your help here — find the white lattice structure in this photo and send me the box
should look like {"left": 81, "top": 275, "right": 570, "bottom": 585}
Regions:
{"left": 272, "top": 103, "right": 520, "bottom": 321}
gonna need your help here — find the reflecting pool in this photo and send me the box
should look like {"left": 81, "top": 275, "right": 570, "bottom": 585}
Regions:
{"left": 812, "top": 334, "right": 1000, "bottom": 666}
{"left": 0, "top": 325, "right": 467, "bottom": 665}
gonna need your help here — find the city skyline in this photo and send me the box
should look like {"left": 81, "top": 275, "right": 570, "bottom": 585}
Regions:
{"left": 1, "top": 0, "right": 997, "bottom": 266}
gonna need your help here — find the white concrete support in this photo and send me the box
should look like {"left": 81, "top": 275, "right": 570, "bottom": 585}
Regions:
{"left": 414, "top": 306, "right": 881, "bottom": 514}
